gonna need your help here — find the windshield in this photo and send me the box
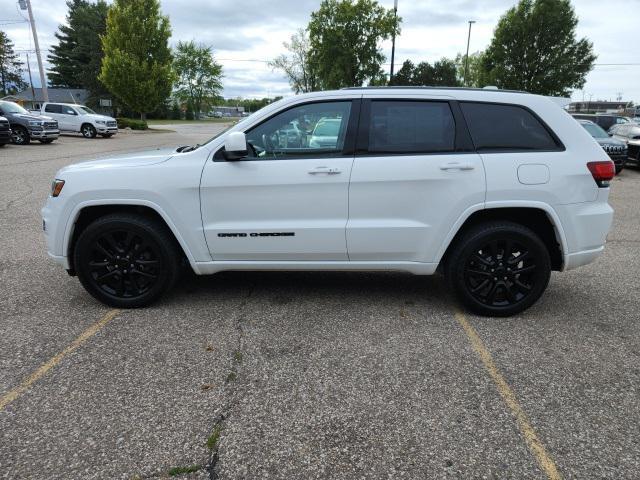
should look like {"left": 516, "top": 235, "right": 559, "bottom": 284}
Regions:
{"left": 78, "top": 106, "right": 96, "bottom": 115}
{"left": 582, "top": 122, "right": 609, "bottom": 139}
{"left": 0, "top": 101, "right": 29, "bottom": 115}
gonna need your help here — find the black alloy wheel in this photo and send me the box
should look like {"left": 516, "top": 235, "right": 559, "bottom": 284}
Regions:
{"left": 447, "top": 222, "right": 551, "bottom": 317}
{"left": 75, "top": 213, "right": 180, "bottom": 307}
{"left": 11, "top": 126, "right": 30, "bottom": 145}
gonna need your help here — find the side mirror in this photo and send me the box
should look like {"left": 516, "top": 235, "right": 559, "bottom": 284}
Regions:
{"left": 223, "top": 132, "right": 248, "bottom": 161}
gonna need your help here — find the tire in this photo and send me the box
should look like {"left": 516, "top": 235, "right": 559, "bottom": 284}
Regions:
{"left": 39, "top": 138, "right": 55, "bottom": 144}
{"left": 11, "top": 126, "right": 30, "bottom": 145}
{"left": 74, "top": 213, "right": 181, "bottom": 308}
{"left": 81, "top": 123, "right": 97, "bottom": 138}
{"left": 446, "top": 221, "right": 551, "bottom": 317}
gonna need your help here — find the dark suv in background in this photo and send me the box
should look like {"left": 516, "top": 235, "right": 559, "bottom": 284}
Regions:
{"left": 0, "top": 100, "right": 59, "bottom": 145}
{"left": 572, "top": 113, "right": 632, "bottom": 132}
{"left": 577, "top": 119, "right": 627, "bottom": 173}
{"left": 0, "top": 116, "right": 10, "bottom": 147}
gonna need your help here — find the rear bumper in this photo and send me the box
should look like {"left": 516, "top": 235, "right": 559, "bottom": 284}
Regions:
{"left": 554, "top": 193, "right": 613, "bottom": 271}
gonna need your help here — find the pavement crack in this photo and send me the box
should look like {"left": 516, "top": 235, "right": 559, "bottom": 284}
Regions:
{"left": 206, "top": 282, "right": 255, "bottom": 480}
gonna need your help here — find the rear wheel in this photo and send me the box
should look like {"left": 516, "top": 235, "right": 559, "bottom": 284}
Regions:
{"left": 74, "top": 213, "right": 180, "bottom": 308}
{"left": 11, "top": 126, "right": 30, "bottom": 145}
{"left": 81, "top": 123, "right": 97, "bottom": 138}
{"left": 446, "top": 221, "right": 551, "bottom": 317}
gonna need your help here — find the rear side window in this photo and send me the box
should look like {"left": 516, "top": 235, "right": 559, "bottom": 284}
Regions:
{"left": 460, "top": 102, "right": 560, "bottom": 152}
{"left": 45, "top": 104, "right": 62, "bottom": 114}
{"left": 368, "top": 101, "right": 455, "bottom": 153}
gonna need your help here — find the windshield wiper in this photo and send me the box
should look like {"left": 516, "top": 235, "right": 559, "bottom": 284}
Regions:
{"left": 176, "top": 144, "right": 201, "bottom": 153}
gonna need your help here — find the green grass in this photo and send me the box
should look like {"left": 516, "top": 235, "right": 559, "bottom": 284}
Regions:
{"left": 233, "top": 350, "right": 243, "bottom": 363}
{"left": 168, "top": 465, "right": 201, "bottom": 476}
{"left": 146, "top": 118, "right": 234, "bottom": 125}
{"left": 225, "top": 372, "right": 237, "bottom": 383}
{"left": 206, "top": 424, "right": 223, "bottom": 450}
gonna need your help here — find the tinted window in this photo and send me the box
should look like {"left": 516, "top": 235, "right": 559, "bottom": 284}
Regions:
{"left": 45, "top": 104, "right": 62, "bottom": 114}
{"left": 245, "top": 101, "right": 351, "bottom": 160}
{"left": 62, "top": 106, "right": 77, "bottom": 115}
{"left": 368, "top": 101, "right": 455, "bottom": 153}
{"left": 461, "top": 102, "right": 559, "bottom": 151}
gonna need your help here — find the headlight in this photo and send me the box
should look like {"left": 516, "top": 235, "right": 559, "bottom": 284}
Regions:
{"left": 51, "top": 179, "right": 65, "bottom": 197}
{"left": 95, "top": 120, "right": 106, "bottom": 125}
{"left": 28, "top": 121, "right": 43, "bottom": 127}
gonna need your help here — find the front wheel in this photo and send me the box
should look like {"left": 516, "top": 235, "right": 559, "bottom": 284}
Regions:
{"left": 11, "top": 126, "right": 30, "bottom": 145}
{"left": 74, "top": 213, "right": 181, "bottom": 308}
{"left": 81, "top": 124, "right": 97, "bottom": 138}
{"left": 446, "top": 221, "right": 551, "bottom": 317}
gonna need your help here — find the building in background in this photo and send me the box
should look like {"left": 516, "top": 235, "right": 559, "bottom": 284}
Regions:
{"left": 567, "top": 100, "right": 633, "bottom": 114}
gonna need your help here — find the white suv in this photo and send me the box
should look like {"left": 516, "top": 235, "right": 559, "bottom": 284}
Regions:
{"left": 42, "top": 88, "right": 614, "bottom": 316}
{"left": 41, "top": 102, "right": 118, "bottom": 138}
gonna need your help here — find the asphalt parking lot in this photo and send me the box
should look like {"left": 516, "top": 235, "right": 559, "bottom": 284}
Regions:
{"left": 1, "top": 126, "right": 639, "bottom": 480}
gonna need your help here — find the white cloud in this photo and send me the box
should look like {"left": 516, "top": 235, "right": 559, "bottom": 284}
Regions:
{"left": 3, "top": 0, "right": 639, "bottom": 102}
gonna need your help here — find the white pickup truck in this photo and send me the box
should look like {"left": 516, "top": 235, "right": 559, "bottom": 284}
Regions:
{"left": 40, "top": 102, "right": 118, "bottom": 138}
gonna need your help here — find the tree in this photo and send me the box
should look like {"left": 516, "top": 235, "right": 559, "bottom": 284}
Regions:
{"left": 308, "top": 0, "right": 400, "bottom": 89}
{"left": 389, "top": 58, "right": 460, "bottom": 87}
{"left": 170, "top": 101, "right": 181, "bottom": 120}
{"left": 173, "top": 41, "right": 223, "bottom": 118}
{"left": 454, "top": 51, "right": 488, "bottom": 88}
{"left": 270, "top": 29, "right": 318, "bottom": 94}
{"left": 482, "top": 0, "right": 596, "bottom": 96}
{"left": 185, "top": 100, "right": 194, "bottom": 120}
{"left": 0, "top": 31, "right": 27, "bottom": 96}
{"left": 99, "top": 0, "right": 174, "bottom": 120}
{"left": 48, "top": 0, "right": 110, "bottom": 104}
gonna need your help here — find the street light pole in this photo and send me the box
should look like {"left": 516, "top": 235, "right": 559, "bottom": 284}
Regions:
{"left": 21, "top": 0, "right": 49, "bottom": 102}
{"left": 389, "top": 0, "right": 398, "bottom": 84}
{"left": 464, "top": 20, "right": 476, "bottom": 87}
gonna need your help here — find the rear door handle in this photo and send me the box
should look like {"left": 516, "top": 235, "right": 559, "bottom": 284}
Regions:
{"left": 439, "top": 161, "right": 475, "bottom": 171}
{"left": 308, "top": 166, "right": 341, "bottom": 175}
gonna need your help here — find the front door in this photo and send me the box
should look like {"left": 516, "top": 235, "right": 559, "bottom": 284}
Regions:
{"left": 200, "top": 99, "right": 358, "bottom": 261}
{"left": 59, "top": 105, "right": 80, "bottom": 131}
{"left": 347, "top": 97, "right": 486, "bottom": 263}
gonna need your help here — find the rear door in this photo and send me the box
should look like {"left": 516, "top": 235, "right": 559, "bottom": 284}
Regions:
{"left": 346, "top": 96, "right": 485, "bottom": 263}
{"left": 43, "top": 103, "right": 63, "bottom": 127}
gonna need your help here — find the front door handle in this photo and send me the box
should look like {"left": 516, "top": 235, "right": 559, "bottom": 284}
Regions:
{"left": 308, "top": 166, "right": 341, "bottom": 175}
{"left": 439, "top": 161, "right": 475, "bottom": 171}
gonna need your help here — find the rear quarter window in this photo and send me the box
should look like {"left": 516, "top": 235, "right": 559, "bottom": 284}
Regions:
{"left": 460, "top": 102, "right": 561, "bottom": 152}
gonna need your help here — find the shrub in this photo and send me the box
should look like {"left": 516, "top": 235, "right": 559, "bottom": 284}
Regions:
{"left": 116, "top": 117, "right": 148, "bottom": 130}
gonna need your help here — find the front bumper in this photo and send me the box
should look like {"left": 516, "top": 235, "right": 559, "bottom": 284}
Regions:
{"left": 30, "top": 128, "right": 60, "bottom": 140}
{"left": 96, "top": 125, "right": 118, "bottom": 135}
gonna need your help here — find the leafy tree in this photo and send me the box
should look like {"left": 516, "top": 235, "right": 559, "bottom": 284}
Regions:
{"left": 170, "top": 101, "right": 181, "bottom": 120}
{"left": 482, "top": 0, "right": 596, "bottom": 96}
{"left": 270, "top": 29, "right": 318, "bottom": 94}
{"left": 0, "top": 31, "right": 27, "bottom": 96}
{"left": 308, "top": 0, "right": 400, "bottom": 89}
{"left": 48, "top": 0, "right": 110, "bottom": 104}
{"left": 173, "top": 41, "right": 223, "bottom": 118}
{"left": 99, "top": 0, "right": 174, "bottom": 120}
{"left": 185, "top": 100, "right": 194, "bottom": 120}
{"left": 389, "top": 58, "right": 460, "bottom": 87}
{"left": 454, "top": 51, "right": 488, "bottom": 87}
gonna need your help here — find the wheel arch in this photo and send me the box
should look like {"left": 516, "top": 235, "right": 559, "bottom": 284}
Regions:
{"left": 65, "top": 201, "right": 195, "bottom": 274}
{"left": 437, "top": 203, "right": 567, "bottom": 272}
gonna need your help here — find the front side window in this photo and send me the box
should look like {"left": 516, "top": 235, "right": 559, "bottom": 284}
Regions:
{"left": 461, "top": 102, "right": 559, "bottom": 151}
{"left": 245, "top": 101, "right": 352, "bottom": 160}
{"left": 78, "top": 106, "right": 96, "bottom": 115}
{"left": 62, "top": 106, "right": 77, "bottom": 115}
{"left": 367, "top": 101, "right": 455, "bottom": 153}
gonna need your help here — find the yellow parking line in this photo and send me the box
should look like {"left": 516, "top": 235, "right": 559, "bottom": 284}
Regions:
{"left": 454, "top": 309, "right": 562, "bottom": 480}
{"left": 0, "top": 309, "right": 121, "bottom": 411}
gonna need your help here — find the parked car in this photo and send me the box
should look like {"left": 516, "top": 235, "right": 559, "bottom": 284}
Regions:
{"left": 577, "top": 119, "right": 627, "bottom": 173}
{"left": 41, "top": 103, "right": 117, "bottom": 138}
{"left": 571, "top": 113, "right": 631, "bottom": 131}
{"left": 0, "top": 116, "right": 11, "bottom": 147}
{"left": 610, "top": 123, "right": 640, "bottom": 167}
{"left": 0, "top": 100, "right": 59, "bottom": 145}
{"left": 42, "top": 87, "right": 614, "bottom": 317}
{"left": 309, "top": 118, "right": 342, "bottom": 148}
{"left": 213, "top": 111, "right": 223, "bottom": 118}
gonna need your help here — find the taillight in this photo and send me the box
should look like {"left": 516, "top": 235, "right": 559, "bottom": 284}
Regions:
{"left": 587, "top": 161, "right": 615, "bottom": 187}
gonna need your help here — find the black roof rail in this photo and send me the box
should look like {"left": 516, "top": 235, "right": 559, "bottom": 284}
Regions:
{"left": 340, "top": 86, "right": 528, "bottom": 94}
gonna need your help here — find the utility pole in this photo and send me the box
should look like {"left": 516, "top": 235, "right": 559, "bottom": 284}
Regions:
{"left": 26, "top": 53, "right": 36, "bottom": 101}
{"left": 389, "top": 0, "right": 398, "bottom": 84}
{"left": 464, "top": 20, "right": 476, "bottom": 87}
{"left": 20, "top": 0, "right": 49, "bottom": 102}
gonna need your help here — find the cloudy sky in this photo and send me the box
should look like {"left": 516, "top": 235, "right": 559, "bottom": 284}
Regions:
{"left": 2, "top": 0, "right": 639, "bottom": 102}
